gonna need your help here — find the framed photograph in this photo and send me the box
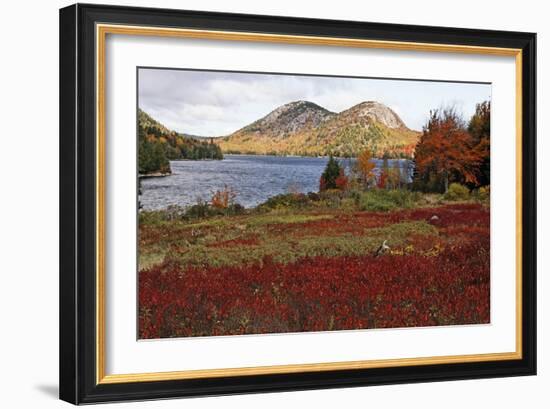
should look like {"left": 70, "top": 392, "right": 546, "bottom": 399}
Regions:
{"left": 59, "top": 3, "right": 536, "bottom": 404}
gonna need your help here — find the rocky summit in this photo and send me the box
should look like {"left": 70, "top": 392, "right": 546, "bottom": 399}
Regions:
{"left": 337, "top": 101, "right": 406, "bottom": 129}
{"left": 239, "top": 100, "right": 336, "bottom": 138}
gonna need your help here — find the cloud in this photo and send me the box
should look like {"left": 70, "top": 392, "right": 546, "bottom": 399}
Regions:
{"left": 138, "top": 68, "right": 491, "bottom": 135}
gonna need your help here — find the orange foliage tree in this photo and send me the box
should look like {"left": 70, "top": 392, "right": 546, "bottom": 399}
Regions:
{"left": 211, "top": 185, "right": 237, "bottom": 209}
{"left": 414, "top": 108, "right": 484, "bottom": 193}
{"left": 356, "top": 149, "right": 376, "bottom": 188}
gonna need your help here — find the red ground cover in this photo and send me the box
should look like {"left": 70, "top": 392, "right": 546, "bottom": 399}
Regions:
{"left": 139, "top": 205, "right": 489, "bottom": 338}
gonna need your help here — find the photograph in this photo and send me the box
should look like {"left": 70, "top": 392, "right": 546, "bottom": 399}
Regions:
{"left": 137, "top": 68, "right": 492, "bottom": 339}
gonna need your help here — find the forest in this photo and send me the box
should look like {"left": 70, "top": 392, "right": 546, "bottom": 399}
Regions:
{"left": 138, "top": 109, "right": 223, "bottom": 175}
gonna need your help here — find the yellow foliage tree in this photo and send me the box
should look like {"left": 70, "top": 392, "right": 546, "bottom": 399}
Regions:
{"left": 356, "top": 149, "right": 376, "bottom": 187}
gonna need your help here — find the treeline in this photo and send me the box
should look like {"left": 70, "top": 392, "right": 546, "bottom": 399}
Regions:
{"left": 319, "top": 150, "right": 411, "bottom": 193}
{"left": 138, "top": 109, "right": 223, "bottom": 175}
{"left": 412, "top": 101, "right": 490, "bottom": 193}
{"left": 317, "top": 100, "right": 490, "bottom": 195}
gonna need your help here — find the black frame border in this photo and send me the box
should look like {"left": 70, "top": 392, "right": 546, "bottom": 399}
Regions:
{"left": 59, "top": 3, "right": 536, "bottom": 404}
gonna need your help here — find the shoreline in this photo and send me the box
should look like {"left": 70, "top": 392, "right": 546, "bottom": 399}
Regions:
{"left": 222, "top": 152, "right": 413, "bottom": 160}
{"left": 138, "top": 171, "right": 171, "bottom": 179}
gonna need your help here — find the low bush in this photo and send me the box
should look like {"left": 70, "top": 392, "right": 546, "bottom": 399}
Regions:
{"left": 472, "top": 186, "right": 490, "bottom": 203}
{"left": 140, "top": 201, "right": 245, "bottom": 223}
{"left": 387, "top": 189, "right": 422, "bottom": 208}
{"left": 358, "top": 189, "right": 421, "bottom": 212}
{"left": 184, "top": 202, "right": 244, "bottom": 219}
{"left": 359, "top": 192, "right": 396, "bottom": 212}
{"left": 444, "top": 183, "right": 470, "bottom": 201}
{"left": 257, "top": 193, "right": 312, "bottom": 210}
{"left": 306, "top": 192, "right": 321, "bottom": 202}
{"left": 340, "top": 197, "right": 357, "bottom": 211}
{"left": 184, "top": 201, "right": 215, "bottom": 219}
{"left": 318, "top": 189, "right": 344, "bottom": 208}
{"left": 139, "top": 209, "right": 170, "bottom": 225}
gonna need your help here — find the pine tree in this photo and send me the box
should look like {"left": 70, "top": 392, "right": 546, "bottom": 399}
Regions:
{"left": 319, "top": 155, "right": 342, "bottom": 191}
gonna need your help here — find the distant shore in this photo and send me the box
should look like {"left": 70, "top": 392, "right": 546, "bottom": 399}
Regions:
{"left": 221, "top": 152, "right": 413, "bottom": 160}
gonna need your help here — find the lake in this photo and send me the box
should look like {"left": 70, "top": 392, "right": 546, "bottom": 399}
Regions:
{"left": 139, "top": 154, "right": 411, "bottom": 211}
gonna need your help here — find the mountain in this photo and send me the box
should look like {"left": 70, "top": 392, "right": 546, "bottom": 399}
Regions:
{"left": 217, "top": 101, "right": 419, "bottom": 158}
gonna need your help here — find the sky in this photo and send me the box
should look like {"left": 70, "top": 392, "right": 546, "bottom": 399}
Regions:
{"left": 138, "top": 68, "right": 491, "bottom": 136}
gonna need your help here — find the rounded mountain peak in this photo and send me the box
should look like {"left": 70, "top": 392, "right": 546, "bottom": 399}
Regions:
{"left": 243, "top": 100, "right": 335, "bottom": 137}
{"left": 276, "top": 100, "right": 328, "bottom": 113}
{"left": 341, "top": 101, "right": 407, "bottom": 129}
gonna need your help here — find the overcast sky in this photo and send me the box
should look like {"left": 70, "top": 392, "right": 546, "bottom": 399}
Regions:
{"left": 138, "top": 68, "right": 491, "bottom": 136}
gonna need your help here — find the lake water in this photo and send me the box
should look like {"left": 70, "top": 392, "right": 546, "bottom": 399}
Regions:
{"left": 140, "top": 154, "right": 411, "bottom": 211}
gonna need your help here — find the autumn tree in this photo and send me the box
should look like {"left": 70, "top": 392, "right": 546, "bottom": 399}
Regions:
{"left": 377, "top": 157, "right": 389, "bottom": 189}
{"left": 413, "top": 107, "right": 483, "bottom": 193}
{"left": 211, "top": 185, "right": 237, "bottom": 209}
{"left": 468, "top": 101, "right": 491, "bottom": 186}
{"left": 387, "top": 167, "right": 402, "bottom": 189}
{"left": 335, "top": 168, "right": 349, "bottom": 190}
{"left": 320, "top": 155, "right": 343, "bottom": 191}
{"left": 377, "top": 170, "right": 388, "bottom": 189}
{"left": 355, "top": 149, "right": 376, "bottom": 188}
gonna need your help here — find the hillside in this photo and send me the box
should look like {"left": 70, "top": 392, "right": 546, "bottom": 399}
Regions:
{"left": 138, "top": 109, "right": 223, "bottom": 175}
{"left": 217, "top": 101, "right": 419, "bottom": 158}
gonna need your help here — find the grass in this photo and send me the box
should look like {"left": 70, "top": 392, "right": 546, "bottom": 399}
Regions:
{"left": 244, "top": 212, "right": 333, "bottom": 227}
{"left": 153, "top": 220, "right": 434, "bottom": 269}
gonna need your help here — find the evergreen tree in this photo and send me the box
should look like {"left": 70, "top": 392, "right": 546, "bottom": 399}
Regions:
{"left": 319, "top": 155, "right": 342, "bottom": 191}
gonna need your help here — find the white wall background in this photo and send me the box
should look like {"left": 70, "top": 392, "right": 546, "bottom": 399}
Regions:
{"left": 0, "top": 0, "right": 546, "bottom": 407}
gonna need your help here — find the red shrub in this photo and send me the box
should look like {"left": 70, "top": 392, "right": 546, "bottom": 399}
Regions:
{"left": 335, "top": 169, "right": 349, "bottom": 190}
